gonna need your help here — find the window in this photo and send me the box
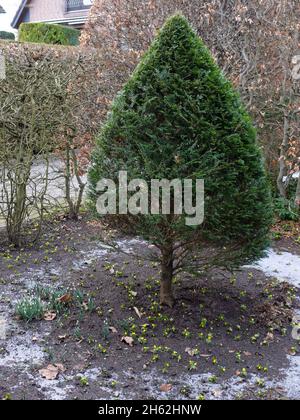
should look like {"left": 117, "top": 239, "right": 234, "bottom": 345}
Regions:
{"left": 66, "top": 0, "right": 93, "bottom": 12}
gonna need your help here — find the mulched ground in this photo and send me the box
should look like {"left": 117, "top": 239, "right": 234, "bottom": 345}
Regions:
{"left": 0, "top": 216, "right": 299, "bottom": 400}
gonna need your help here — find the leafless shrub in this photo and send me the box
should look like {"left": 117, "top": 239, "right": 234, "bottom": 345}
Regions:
{"left": 0, "top": 41, "right": 102, "bottom": 244}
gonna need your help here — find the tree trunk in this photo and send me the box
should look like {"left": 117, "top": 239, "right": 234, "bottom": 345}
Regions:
{"left": 295, "top": 174, "right": 300, "bottom": 209}
{"left": 71, "top": 148, "right": 86, "bottom": 218}
{"left": 65, "top": 143, "right": 77, "bottom": 220}
{"left": 277, "top": 112, "right": 289, "bottom": 198}
{"left": 160, "top": 245, "right": 175, "bottom": 308}
{"left": 7, "top": 175, "right": 27, "bottom": 247}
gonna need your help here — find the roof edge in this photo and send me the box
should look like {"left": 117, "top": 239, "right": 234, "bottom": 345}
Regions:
{"left": 11, "top": 0, "right": 28, "bottom": 29}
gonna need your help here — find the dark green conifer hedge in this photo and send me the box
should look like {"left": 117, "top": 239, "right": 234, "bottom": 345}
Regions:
{"left": 0, "top": 31, "right": 15, "bottom": 41}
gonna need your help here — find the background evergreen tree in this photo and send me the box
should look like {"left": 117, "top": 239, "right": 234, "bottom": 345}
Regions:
{"left": 89, "top": 15, "right": 273, "bottom": 307}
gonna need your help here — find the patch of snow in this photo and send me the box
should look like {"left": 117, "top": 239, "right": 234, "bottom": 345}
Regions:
{"left": 6, "top": 265, "right": 64, "bottom": 291}
{"left": 0, "top": 330, "right": 45, "bottom": 368}
{"left": 22, "top": 362, "right": 300, "bottom": 400}
{"left": 115, "top": 238, "right": 149, "bottom": 254}
{"left": 177, "top": 372, "right": 244, "bottom": 400}
{"left": 283, "top": 171, "right": 299, "bottom": 182}
{"left": 281, "top": 355, "right": 300, "bottom": 399}
{"left": 72, "top": 238, "right": 150, "bottom": 271}
{"left": 280, "top": 306, "right": 300, "bottom": 399}
{"left": 27, "top": 372, "right": 74, "bottom": 401}
{"left": 72, "top": 246, "right": 110, "bottom": 271}
{"left": 29, "top": 367, "right": 118, "bottom": 400}
{"left": 128, "top": 370, "right": 254, "bottom": 400}
{"left": 246, "top": 249, "right": 300, "bottom": 288}
{"left": 21, "top": 269, "right": 54, "bottom": 290}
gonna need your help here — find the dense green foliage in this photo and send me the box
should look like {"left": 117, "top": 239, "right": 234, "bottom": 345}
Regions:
{"left": 273, "top": 197, "right": 299, "bottom": 221}
{"left": 89, "top": 15, "right": 273, "bottom": 271}
{"left": 0, "top": 31, "right": 15, "bottom": 40}
{"left": 19, "top": 23, "right": 79, "bottom": 46}
{"left": 273, "top": 179, "right": 299, "bottom": 221}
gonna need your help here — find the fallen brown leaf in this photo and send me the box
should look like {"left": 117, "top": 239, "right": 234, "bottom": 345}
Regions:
{"left": 121, "top": 336, "right": 134, "bottom": 347}
{"left": 109, "top": 326, "right": 118, "bottom": 334}
{"left": 133, "top": 307, "right": 142, "bottom": 319}
{"left": 58, "top": 335, "right": 67, "bottom": 341}
{"left": 57, "top": 294, "right": 72, "bottom": 304}
{"left": 44, "top": 311, "right": 57, "bottom": 321}
{"left": 185, "top": 347, "right": 198, "bottom": 357}
{"left": 213, "top": 389, "right": 223, "bottom": 398}
{"left": 160, "top": 384, "right": 172, "bottom": 392}
{"left": 39, "top": 363, "right": 65, "bottom": 380}
{"left": 265, "top": 332, "right": 274, "bottom": 343}
{"left": 55, "top": 363, "right": 66, "bottom": 373}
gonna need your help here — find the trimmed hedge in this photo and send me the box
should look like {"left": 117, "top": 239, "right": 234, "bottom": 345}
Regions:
{"left": 0, "top": 31, "right": 15, "bottom": 41}
{"left": 19, "top": 23, "right": 80, "bottom": 46}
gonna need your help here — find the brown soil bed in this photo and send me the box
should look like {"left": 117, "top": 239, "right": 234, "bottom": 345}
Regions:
{"left": 0, "top": 216, "right": 299, "bottom": 400}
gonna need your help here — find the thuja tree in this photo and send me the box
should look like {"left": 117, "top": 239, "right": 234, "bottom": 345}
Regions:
{"left": 89, "top": 15, "right": 272, "bottom": 307}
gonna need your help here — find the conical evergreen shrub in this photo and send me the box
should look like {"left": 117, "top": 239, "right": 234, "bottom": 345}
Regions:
{"left": 89, "top": 15, "right": 272, "bottom": 307}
